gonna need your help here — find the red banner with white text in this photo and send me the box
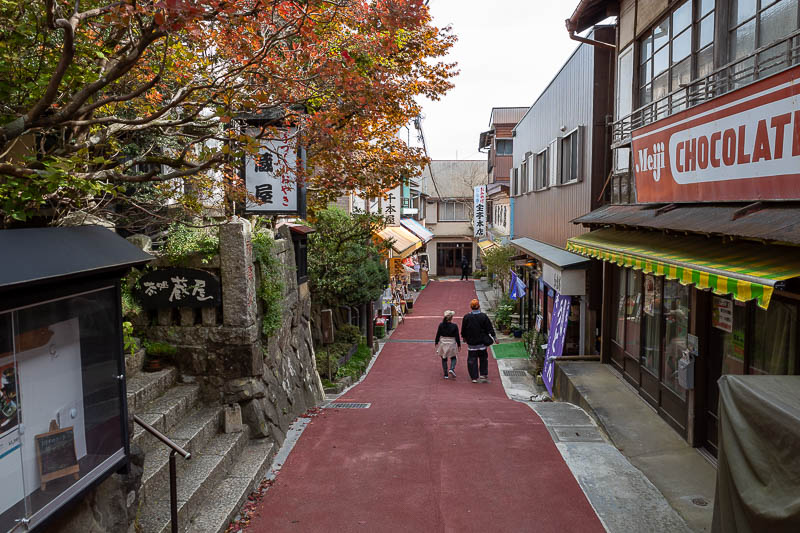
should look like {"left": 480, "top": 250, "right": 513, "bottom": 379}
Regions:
{"left": 632, "top": 65, "right": 800, "bottom": 203}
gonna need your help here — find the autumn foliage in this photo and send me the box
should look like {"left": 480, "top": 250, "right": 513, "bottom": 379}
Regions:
{"left": 0, "top": 0, "right": 456, "bottom": 226}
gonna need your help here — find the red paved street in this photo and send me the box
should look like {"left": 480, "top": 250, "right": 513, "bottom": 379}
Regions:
{"left": 246, "top": 280, "right": 604, "bottom": 532}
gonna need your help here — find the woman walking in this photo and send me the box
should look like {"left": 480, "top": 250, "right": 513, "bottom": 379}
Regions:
{"left": 435, "top": 310, "right": 460, "bottom": 379}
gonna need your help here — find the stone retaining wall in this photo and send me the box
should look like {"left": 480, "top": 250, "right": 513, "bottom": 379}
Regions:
{"left": 142, "top": 219, "right": 325, "bottom": 445}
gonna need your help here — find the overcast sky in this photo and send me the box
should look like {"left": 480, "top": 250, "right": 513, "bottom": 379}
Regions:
{"left": 419, "top": 0, "right": 583, "bottom": 161}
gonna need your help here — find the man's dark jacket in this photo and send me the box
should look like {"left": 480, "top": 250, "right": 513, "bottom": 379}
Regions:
{"left": 461, "top": 311, "right": 496, "bottom": 346}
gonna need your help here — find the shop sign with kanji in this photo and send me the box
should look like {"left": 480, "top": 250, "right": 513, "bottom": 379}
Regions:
{"left": 138, "top": 268, "right": 221, "bottom": 308}
{"left": 473, "top": 185, "right": 487, "bottom": 238}
{"left": 244, "top": 128, "right": 299, "bottom": 214}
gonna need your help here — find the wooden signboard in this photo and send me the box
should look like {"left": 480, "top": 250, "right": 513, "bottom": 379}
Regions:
{"left": 320, "top": 309, "right": 334, "bottom": 345}
{"left": 35, "top": 423, "right": 79, "bottom": 490}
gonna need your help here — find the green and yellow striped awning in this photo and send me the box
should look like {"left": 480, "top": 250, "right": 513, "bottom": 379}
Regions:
{"left": 566, "top": 229, "right": 800, "bottom": 309}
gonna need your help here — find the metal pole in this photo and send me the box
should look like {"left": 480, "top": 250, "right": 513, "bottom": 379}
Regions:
{"left": 170, "top": 450, "right": 178, "bottom": 533}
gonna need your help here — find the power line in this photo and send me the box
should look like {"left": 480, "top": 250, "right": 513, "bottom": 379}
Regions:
{"left": 413, "top": 115, "right": 443, "bottom": 201}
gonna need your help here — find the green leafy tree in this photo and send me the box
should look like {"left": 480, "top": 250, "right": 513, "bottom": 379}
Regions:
{"left": 308, "top": 206, "right": 388, "bottom": 307}
{"left": 484, "top": 244, "right": 516, "bottom": 295}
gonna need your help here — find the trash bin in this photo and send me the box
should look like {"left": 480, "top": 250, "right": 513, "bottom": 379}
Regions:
{"left": 375, "top": 318, "right": 386, "bottom": 338}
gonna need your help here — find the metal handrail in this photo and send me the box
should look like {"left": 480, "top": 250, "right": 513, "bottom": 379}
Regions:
{"left": 134, "top": 414, "right": 191, "bottom": 533}
{"left": 612, "top": 29, "right": 800, "bottom": 144}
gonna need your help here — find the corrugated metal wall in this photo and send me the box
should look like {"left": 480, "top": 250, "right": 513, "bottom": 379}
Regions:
{"left": 511, "top": 41, "right": 601, "bottom": 249}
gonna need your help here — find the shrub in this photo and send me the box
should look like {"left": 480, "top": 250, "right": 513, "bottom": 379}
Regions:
{"left": 251, "top": 229, "right": 284, "bottom": 338}
{"left": 336, "top": 343, "right": 372, "bottom": 381}
{"left": 336, "top": 324, "right": 361, "bottom": 345}
{"left": 144, "top": 341, "right": 178, "bottom": 358}
{"left": 162, "top": 223, "right": 219, "bottom": 266}
{"left": 315, "top": 348, "right": 340, "bottom": 380}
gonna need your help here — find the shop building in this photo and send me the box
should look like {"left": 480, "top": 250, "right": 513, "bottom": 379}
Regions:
{"left": 420, "top": 160, "right": 486, "bottom": 276}
{"left": 507, "top": 26, "right": 616, "bottom": 356}
{"left": 478, "top": 107, "right": 528, "bottom": 244}
{"left": 566, "top": 0, "right": 800, "bottom": 457}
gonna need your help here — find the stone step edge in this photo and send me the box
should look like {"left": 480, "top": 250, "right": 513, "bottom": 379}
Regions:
{"left": 132, "top": 383, "right": 201, "bottom": 452}
{"left": 183, "top": 439, "right": 277, "bottom": 533}
{"left": 139, "top": 406, "right": 223, "bottom": 502}
{"left": 138, "top": 428, "right": 251, "bottom": 533}
{"left": 126, "top": 367, "right": 178, "bottom": 414}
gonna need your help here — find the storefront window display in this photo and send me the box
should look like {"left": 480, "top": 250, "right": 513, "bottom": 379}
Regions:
{"left": 625, "top": 269, "right": 643, "bottom": 358}
{"left": 0, "top": 288, "right": 125, "bottom": 531}
{"left": 751, "top": 299, "right": 798, "bottom": 375}
{"left": 642, "top": 274, "right": 663, "bottom": 376}
{"left": 612, "top": 267, "right": 625, "bottom": 344}
{"left": 663, "top": 281, "right": 690, "bottom": 399}
{"left": 712, "top": 297, "right": 748, "bottom": 376}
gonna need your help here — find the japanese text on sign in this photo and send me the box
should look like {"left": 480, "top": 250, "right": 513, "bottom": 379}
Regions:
{"left": 138, "top": 268, "right": 221, "bottom": 309}
{"left": 244, "top": 127, "right": 298, "bottom": 213}
{"left": 542, "top": 292, "right": 572, "bottom": 396}
{"left": 473, "top": 185, "right": 487, "bottom": 238}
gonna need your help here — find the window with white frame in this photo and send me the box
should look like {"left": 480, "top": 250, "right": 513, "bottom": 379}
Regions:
{"left": 533, "top": 148, "right": 548, "bottom": 190}
{"left": 511, "top": 167, "right": 519, "bottom": 196}
{"left": 520, "top": 157, "right": 529, "bottom": 194}
{"left": 439, "top": 201, "right": 469, "bottom": 221}
{"left": 548, "top": 138, "right": 560, "bottom": 187}
{"left": 495, "top": 139, "right": 513, "bottom": 155}
{"left": 560, "top": 127, "right": 582, "bottom": 184}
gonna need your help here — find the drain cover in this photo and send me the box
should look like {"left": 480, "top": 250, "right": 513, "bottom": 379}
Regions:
{"left": 503, "top": 370, "right": 529, "bottom": 377}
{"left": 551, "top": 426, "right": 604, "bottom": 442}
{"left": 325, "top": 402, "right": 371, "bottom": 409}
{"left": 691, "top": 498, "right": 709, "bottom": 507}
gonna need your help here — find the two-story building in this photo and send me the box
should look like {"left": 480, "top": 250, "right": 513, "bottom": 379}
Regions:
{"left": 507, "top": 26, "right": 616, "bottom": 357}
{"left": 566, "top": 0, "right": 800, "bottom": 457}
{"left": 421, "top": 160, "right": 486, "bottom": 277}
{"left": 479, "top": 107, "right": 529, "bottom": 243}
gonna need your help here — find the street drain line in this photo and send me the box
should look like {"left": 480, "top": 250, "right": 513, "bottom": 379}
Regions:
{"left": 324, "top": 402, "right": 371, "bottom": 409}
{"left": 503, "top": 370, "right": 529, "bottom": 377}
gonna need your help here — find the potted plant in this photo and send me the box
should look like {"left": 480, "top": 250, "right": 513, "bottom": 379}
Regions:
{"left": 512, "top": 326, "right": 524, "bottom": 338}
{"left": 524, "top": 329, "right": 548, "bottom": 378}
{"left": 494, "top": 302, "right": 513, "bottom": 334}
{"left": 143, "top": 341, "right": 177, "bottom": 372}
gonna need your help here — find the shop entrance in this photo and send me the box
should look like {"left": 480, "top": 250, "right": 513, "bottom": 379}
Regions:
{"left": 436, "top": 242, "right": 472, "bottom": 277}
{"left": 703, "top": 297, "right": 747, "bottom": 457}
{"left": 609, "top": 266, "right": 689, "bottom": 436}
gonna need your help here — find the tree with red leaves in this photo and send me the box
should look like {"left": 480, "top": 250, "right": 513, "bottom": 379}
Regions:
{"left": 0, "top": 0, "right": 456, "bottom": 227}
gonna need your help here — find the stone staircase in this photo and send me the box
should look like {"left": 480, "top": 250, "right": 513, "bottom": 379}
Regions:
{"left": 126, "top": 353, "right": 276, "bottom": 533}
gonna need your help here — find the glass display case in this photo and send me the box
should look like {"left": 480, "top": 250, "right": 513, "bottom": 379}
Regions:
{"left": 0, "top": 289, "right": 127, "bottom": 531}
{"left": 0, "top": 226, "right": 151, "bottom": 531}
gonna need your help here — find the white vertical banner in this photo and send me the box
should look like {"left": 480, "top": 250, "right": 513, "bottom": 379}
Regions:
{"left": 244, "top": 127, "right": 298, "bottom": 213}
{"left": 474, "top": 185, "right": 487, "bottom": 238}
{"left": 381, "top": 186, "right": 403, "bottom": 226}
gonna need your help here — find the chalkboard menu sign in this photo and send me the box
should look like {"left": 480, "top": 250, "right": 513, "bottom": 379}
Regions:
{"left": 138, "top": 268, "right": 221, "bottom": 309}
{"left": 35, "top": 426, "right": 80, "bottom": 490}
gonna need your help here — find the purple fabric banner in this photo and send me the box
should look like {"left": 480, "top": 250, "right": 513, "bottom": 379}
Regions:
{"left": 542, "top": 292, "right": 571, "bottom": 396}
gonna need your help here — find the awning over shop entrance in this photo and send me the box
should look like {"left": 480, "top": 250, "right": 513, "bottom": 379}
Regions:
{"left": 376, "top": 226, "right": 423, "bottom": 258}
{"left": 400, "top": 218, "right": 433, "bottom": 243}
{"left": 509, "top": 237, "right": 589, "bottom": 269}
{"left": 477, "top": 239, "right": 498, "bottom": 254}
{"left": 566, "top": 228, "right": 800, "bottom": 309}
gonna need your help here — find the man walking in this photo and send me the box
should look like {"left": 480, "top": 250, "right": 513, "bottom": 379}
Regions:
{"left": 460, "top": 256, "right": 470, "bottom": 281}
{"left": 461, "top": 299, "right": 497, "bottom": 383}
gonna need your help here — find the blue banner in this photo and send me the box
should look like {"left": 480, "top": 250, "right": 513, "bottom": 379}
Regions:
{"left": 542, "top": 292, "right": 571, "bottom": 396}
